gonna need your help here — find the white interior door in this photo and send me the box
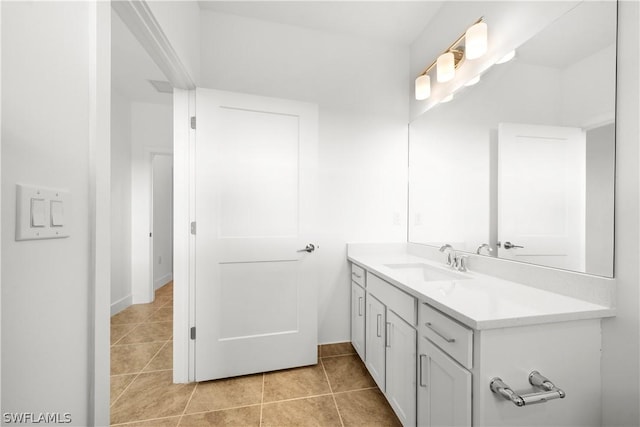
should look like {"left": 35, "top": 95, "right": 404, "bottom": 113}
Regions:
{"left": 498, "top": 123, "right": 586, "bottom": 271}
{"left": 194, "top": 88, "right": 318, "bottom": 381}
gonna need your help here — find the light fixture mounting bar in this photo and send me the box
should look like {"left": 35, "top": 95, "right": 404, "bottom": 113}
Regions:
{"left": 417, "top": 16, "right": 484, "bottom": 78}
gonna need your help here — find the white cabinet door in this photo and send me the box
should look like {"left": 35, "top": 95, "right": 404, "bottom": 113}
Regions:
{"left": 194, "top": 88, "right": 319, "bottom": 381}
{"left": 366, "top": 293, "right": 386, "bottom": 391}
{"left": 386, "top": 310, "right": 417, "bottom": 427}
{"left": 418, "top": 336, "right": 471, "bottom": 427}
{"left": 351, "top": 282, "right": 366, "bottom": 361}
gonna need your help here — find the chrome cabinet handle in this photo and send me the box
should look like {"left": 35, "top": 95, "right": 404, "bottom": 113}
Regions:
{"left": 358, "top": 297, "right": 363, "bottom": 317}
{"left": 376, "top": 314, "right": 382, "bottom": 337}
{"left": 419, "top": 354, "right": 428, "bottom": 387}
{"left": 297, "top": 243, "right": 317, "bottom": 253}
{"left": 352, "top": 272, "right": 362, "bottom": 279}
{"left": 425, "top": 322, "right": 456, "bottom": 343}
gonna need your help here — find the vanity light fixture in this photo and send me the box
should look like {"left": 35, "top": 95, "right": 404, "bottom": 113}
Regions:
{"left": 441, "top": 94, "right": 454, "bottom": 103}
{"left": 415, "top": 74, "right": 431, "bottom": 100}
{"left": 496, "top": 49, "right": 516, "bottom": 64}
{"left": 414, "top": 17, "right": 487, "bottom": 100}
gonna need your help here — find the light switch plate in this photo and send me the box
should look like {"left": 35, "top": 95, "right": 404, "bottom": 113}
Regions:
{"left": 16, "top": 184, "right": 70, "bottom": 241}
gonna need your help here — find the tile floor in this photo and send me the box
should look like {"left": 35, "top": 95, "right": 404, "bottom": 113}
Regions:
{"left": 111, "top": 282, "right": 401, "bottom": 426}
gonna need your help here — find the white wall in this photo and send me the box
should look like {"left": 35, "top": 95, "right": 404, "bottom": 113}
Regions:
{"left": 131, "top": 101, "right": 173, "bottom": 303}
{"left": 111, "top": 90, "right": 133, "bottom": 314}
{"left": 199, "top": 10, "right": 409, "bottom": 343}
{"left": 601, "top": 1, "right": 640, "bottom": 425}
{"left": 1, "top": 2, "right": 92, "bottom": 423}
{"left": 152, "top": 154, "right": 173, "bottom": 290}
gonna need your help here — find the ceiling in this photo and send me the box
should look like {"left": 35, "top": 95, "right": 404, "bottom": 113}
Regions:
{"left": 198, "top": 1, "right": 444, "bottom": 46}
{"left": 517, "top": 1, "right": 617, "bottom": 69}
{"left": 111, "top": 9, "right": 172, "bottom": 104}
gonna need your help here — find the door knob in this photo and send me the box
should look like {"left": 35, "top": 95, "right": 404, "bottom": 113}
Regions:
{"left": 498, "top": 241, "right": 524, "bottom": 249}
{"left": 297, "top": 243, "right": 317, "bottom": 253}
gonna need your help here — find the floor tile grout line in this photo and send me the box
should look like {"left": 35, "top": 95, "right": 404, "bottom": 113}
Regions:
{"left": 179, "top": 403, "right": 262, "bottom": 418}
{"left": 262, "top": 392, "right": 334, "bottom": 406}
{"left": 319, "top": 353, "right": 357, "bottom": 360}
{"left": 109, "top": 414, "right": 180, "bottom": 427}
{"left": 178, "top": 379, "right": 199, "bottom": 427}
{"left": 320, "top": 357, "right": 345, "bottom": 427}
{"left": 332, "top": 386, "right": 378, "bottom": 396}
{"left": 259, "top": 373, "right": 265, "bottom": 427}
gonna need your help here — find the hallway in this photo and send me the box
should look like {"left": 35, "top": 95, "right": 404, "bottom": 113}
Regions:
{"left": 110, "top": 283, "right": 401, "bottom": 426}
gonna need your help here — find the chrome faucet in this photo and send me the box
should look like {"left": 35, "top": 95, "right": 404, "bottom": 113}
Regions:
{"left": 476, "top": 243, "right": 493, "bottom": 255}
{"left": 439, "top": 244, "right": 454, "bottom": 267}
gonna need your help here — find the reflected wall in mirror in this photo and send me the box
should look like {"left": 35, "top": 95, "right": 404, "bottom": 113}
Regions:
{"left": 408, "top": 1, "right": 616, "bottom": 277}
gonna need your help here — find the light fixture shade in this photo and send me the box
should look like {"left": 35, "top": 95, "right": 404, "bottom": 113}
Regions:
{"left": 437, "top": 52, "right": 455, "bottom": 82}
{"left": 496, "top": 49, "right": 516, "bottom": 64}
{"left": 441, "top": 94, "right": 454, "bottom": 103}
{"left": 465, "top": 22, "right": 488, "bottom": 60}
{"left": 415, "top": 74, "right": 431, "bottom": 100}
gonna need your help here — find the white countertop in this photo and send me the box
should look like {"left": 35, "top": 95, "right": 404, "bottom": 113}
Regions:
{"left": 348, "top": 251, "right": 615, "bottom": 330}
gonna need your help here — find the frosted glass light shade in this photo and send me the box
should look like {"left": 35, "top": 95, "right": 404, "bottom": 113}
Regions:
{"left": 437, "top": 52, "right": 455, "bottom": 82}
{"left": 465, "top": 22, "right": 488, "bottom": 60}
{"left": 415, "top": 75, "right": 431, "bottom": 100}
{"left": 441, "top": 94, "right": 454, "bottom": 103}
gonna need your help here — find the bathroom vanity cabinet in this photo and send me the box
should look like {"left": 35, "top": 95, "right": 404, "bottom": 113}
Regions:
{"left": 349, "top": 255, "right": 610, "bottom": 427}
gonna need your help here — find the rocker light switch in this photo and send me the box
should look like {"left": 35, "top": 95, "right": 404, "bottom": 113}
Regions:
{"left": 16, "top": 184, "right": 70, "bottom": 241}
{"left": 50, "top": 200, "right": 64, "bottom": 227}
{"left": 30, "top": 198, "right": 46, "bottom": 227}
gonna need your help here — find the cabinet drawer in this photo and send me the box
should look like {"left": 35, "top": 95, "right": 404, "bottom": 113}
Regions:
{"left": 368, "top": 273, "right": 417, "bottom": 325}
{"left": 419, "top": 303, "right": 472, "bottom": 369}
{"left": 351, "top": 263, "right": 366, "bottom": 287}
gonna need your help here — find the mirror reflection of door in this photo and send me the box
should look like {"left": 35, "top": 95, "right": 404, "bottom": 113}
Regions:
{"left": 498, "top": 123, "right": 586, "bottom": 271}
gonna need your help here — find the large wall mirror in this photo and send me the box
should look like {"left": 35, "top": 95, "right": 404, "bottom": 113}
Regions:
{"left": 408, "top": 1, "right": 617, "bottom": 277}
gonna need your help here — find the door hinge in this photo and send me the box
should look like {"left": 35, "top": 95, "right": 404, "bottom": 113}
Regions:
{"left": 190, "top": 116, "right": 196, "bottom": 130}
{"left": 190, "top": 221, "right": 196, "bottom": 235}
{"left": 190, "top": 327, "right": 196, "bottom": 340}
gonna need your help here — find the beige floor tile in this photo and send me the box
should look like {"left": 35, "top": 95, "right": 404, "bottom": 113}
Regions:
{"left": 321, "top": 354, "right": 376, "bottom": 392}
{"left": 149, "top": 307, "right": 173, "bottom": 323}
{"left": 320, "top": 342, "right": 356, "bottom": 358}
{"left": 111, "top": 324, "right": 138, "bottom": 345}
{"left": 112, "top": 416, "right": 180, "bottom": 427}
{"left": 263, "top": 364, "right": 331, "bottom": 402}
{"left": 334, "top": 388, "right": 401, "bottom": 427}
{"left": 149, "top": 296, "right": 172, "bottom": 310}
{"left": 185, "top": 374, "right": 263, "bottom": 413}
{"left": 143, "top": 341, "right": 173, "bottom": 372}
{"left": 156, "top": 282, "right": 173, "bottom": 298}
{"left": 110, "top": 371, "right": 195, "bottom": 425}
{"left": 111, "top": 342, "right": 164, "bottom": 375}
{"left": 179, "top": 406, "right": 261, "bottom": 427}
{"left": 111, "top": 304, "right": 159, "bottom": 325}
{"left": 111, "top": 374, "right": 137, "bottom": 406}
{"left": 117, "top": 321, "right": 172, "bottom": 345}
{"left": 261, "top": 395, "right": 342, "bottom": 427}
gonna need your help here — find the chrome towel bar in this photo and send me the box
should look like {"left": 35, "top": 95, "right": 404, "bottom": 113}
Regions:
{"left": 490, "top": 371, "right": 566, "bottom": 407}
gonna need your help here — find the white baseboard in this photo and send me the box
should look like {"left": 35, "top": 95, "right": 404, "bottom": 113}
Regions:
{"left": 111, "top": 294, "right": 133, "bottom": 316}
{"left": 154, "top": 273, "right": 173, "bottom": 290}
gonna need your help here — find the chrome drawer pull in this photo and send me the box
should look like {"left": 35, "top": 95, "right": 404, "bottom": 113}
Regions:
{"left": 352, "top": 272, "right": 362, "bottom": 279}
{"left": 419, "top": 354, "right": 428, "bottom": 387}
{"left": 385, "top": 322, "right": 392, "bottom": 347}
{"left": 425, "top": 322, "right": 456, "bottom": 343}
{"left": 376, "top": 314, "right": 382, "bottom": 337}
{"left": 358, "top": 297, "right": 363, "bottom": 317}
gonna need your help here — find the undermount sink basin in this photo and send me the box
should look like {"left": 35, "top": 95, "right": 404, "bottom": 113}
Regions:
{"left": 384, "top": 263, "right": 470, "bottom": 282}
